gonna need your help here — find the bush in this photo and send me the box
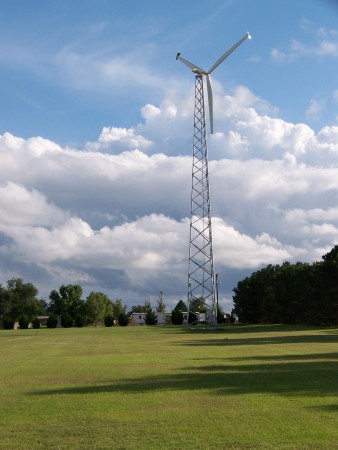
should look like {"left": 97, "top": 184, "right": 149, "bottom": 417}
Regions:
{"left": 46, "top": 315, "right": 58, "bottom": 328}
{"left": 144, "top": 309, "right": 158, "bottom": 325}
{"left": 171, "top": 309, "right": 184, "bottom": 325}
{"left": 118, "top": 313, "right": 129, "bottom": 326}
{"left": 32, "top": 318, "right": 41, "bottom": 329}
{"left": 18, "top": 315, "right": 30, "bottom": 329}
{"left": 104, "top": 314, "right": 115, "bottom": 327}
{"left": 188, "top": 312, "right": 197, "bottom": 325}
{"left": 61, "top": 312, "right": 73, "bottom": 328}
{"left": 74, "top": 315, "right": 86, "bottom": 327}
{"left": 3, "top": 317, "right": 15, "bottom": 330}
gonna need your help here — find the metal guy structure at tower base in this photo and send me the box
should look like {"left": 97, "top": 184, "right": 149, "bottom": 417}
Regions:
{"left": 176, "top": 32, "right": 251, "bottom": 326}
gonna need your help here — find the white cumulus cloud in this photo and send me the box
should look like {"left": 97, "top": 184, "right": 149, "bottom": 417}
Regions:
{"left": 1, "top": 86, "right": 338, "bottom": 306}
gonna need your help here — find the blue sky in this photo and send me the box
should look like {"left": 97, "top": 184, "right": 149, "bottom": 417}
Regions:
{"left": 2, "top": 0, "right": 338, "bottom": 144}
{"left": 1, "top": 0, "right": 338, "bottom": 309}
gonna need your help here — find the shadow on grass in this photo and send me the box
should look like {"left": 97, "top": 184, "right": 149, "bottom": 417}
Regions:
{"left": 225, "top": 352, "right": 338, "bottom": 362}
{"left": 30, "top": 356, "right": 338, "bottom": 399}
{"left": 182, "top": 324, "right": 338, "bottom": 334}
{"left": 309, "top": 404, "right": 338, "bottom": 412}
{"left": 28, "top": 326, "right": 338, "bottom": 399}
{"left": 176, "top": 332, "right": 338, "bottom": 347}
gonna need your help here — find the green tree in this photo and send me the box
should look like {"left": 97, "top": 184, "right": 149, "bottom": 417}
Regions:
{"left": 86, "top": 291, "right": 113, "bottom": 325}
{"left": 275, "top": 262, "right": 312, "bottom": 324}
{"left": 187, "top": 297, "right": 207, "bottom": 324}
{"left": 233, "top": 273, "right": 264, "bottom": 323}
{"left": 173, "top": 300, "right": 187, "bottom": 312}
{"left": 117, "top": 312, "right": 129, "bottom": 326}
{"left": 3, "top": 317, "right": 15, "bottom": 329}
{"left": 232, "top": 246, "right": 338, "bottom": 325}
{"left": 171, "top": 309, "right": 184, "bottom": 325}
{"left": 74, "top": 314, "right": 86, "bottom": 327}
{"left": 189, "top": 297, "right": 207, "bottom": 313}
{"left": 144, "top": 309, "right": 158, "bottom": 325}
{"left": 32, "top": 318, "right": 41, "bottom": 329}
{"left": 322, "top": 245, "right": 338, "bottom": 264}
{"left": 130, "top": 304, "right": 146, "bottom": 314}
{"left": 49, "top": 284, "right": 84, "bottom": 324}
{"left": 111, "top": 299, "right": 127, "bottom": 319}
{"left": 18, "top": 315, "right": 30, "bottom": 329}
{"left": 0, "top": 278, "right": 40, "bottom": 323}
{"left": 46, "top": 314, "right": 58, "bottom": 328}
{"left": 104, "top": 314, "right": 115, "bottom": 327}
{"left": 130, "top": 301, "right": 152, "bottom": 314}
{"left": 37, "top": 299, "right": 48, "bottom": 314}
{"left": 216, "top": 304, "right": 225, "bottom": 324}
{"left": 61, "top": 312, "right": 73, "bottom": 328}
{"left": 317, "top": 246, "right": 338, "bottom": 324}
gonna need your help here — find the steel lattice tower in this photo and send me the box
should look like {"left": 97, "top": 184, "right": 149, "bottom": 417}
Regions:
{"left": 188, "top": 75, "right": 216, "bottom": 325}
{"left": 176, "top": 32, "right": 251, "bottom": 327}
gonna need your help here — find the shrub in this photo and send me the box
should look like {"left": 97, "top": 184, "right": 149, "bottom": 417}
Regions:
{"left": 3, "top": 317, "right": 15, "bottom": 330}
{"left": 171, "top": 309, "right": 184, "bottom": 325}
{"left": 104, "top": 314, "right": 115, "bottom": 327}
{"left": 188, "top": 312, "right": 197, "bottom": 325}
{"left": 74, "top": 315, "right": 86, "bottom": 327}
{"left": 46, "top": 315, "right": 58, "bottom": 328}
{"left": 18, "top": 315, "right": 30, "bottom": 329}
{"left": 32, "top": 318, "right": 41, "bottom": 329}
{"left": 61, "top": 313, "right": 73, "bottom": 328}
{"left": 144, "top": 309, "right": 158, "bottom": 326}
{"left": 118, "top": 313, "right": 129, "bottom": 326}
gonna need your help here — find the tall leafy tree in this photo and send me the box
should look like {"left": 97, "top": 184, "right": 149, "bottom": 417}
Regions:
{"left": 233, "top": 276, "right": 260, "bottom": 323}
{"left": 318, "top": 245, "right": 338, "bottom": 324}
{"left": 0, "top": 278, "right": 40, "bottom": 323}
{"left": 130, "top": 300, "right": 152, "bottom": 314}
{"left": 233, "top": 245, "right": 338, "bottom": 325}
{"left": 111, "top": 299, "right": 127, "bottom": 319}
{"left": 49, "top": 284, "right": 84, "bottom": 324}
{"left": 85, "top": 291, "right": 113, "bottom": 325}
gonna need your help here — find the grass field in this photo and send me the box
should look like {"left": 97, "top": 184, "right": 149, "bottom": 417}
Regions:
{"left": 0, "top": 324, "right": 337, "bottom": 449}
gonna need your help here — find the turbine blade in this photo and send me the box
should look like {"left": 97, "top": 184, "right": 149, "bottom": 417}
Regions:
{"left": 176, "top": 53, "right": 206, "bottom": 74}
{"left": 208, "top": 32, "right": 251, "bottom": 74}
{"left": 206, "top": 75, "right": 213, "bottom": 134}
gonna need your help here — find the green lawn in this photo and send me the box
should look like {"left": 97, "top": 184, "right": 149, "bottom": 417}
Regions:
{"left": 0, "top": 324, "right": 337, "bottom": 449}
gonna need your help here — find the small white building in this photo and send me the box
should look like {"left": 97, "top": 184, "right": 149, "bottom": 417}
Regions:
{"left": 130, "top": 312, "right": 172, "bottom": 326}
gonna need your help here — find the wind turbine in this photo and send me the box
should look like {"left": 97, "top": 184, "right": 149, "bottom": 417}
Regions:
{"left": 176, "top": 32, "right": 251, "bottom": 134}
{"left": 177, "top": 32, "right": 251, "bottom": 325}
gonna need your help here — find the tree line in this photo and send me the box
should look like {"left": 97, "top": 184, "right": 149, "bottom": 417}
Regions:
{"left": 4, "top": 244, "right": 335, "bottom": 329}
{"left": 233, "top": 245, "right": 338, "bottom": 325}
{"left": 0, "top": 280, "right": 191, "bottom": 328}
{"left": 0, "top": 281, "right": 130, "bottom": 329}
{"left": 0, "top": 277, "right": 229, "bottom": 328}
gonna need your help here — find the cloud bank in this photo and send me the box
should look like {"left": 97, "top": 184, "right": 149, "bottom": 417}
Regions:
{"left": 1, "top": 84, "right": 338, "bottom": 309}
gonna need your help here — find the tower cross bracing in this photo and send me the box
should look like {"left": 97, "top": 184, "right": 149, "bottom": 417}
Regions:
{"left": 176, "top": 32, "right": 251, "bottom": 326}
{"left": 188, "top": 75, "right": 216, "bottom": 325}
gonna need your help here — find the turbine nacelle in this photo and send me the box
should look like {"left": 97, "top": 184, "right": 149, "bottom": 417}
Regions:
{"left": 176, "top": 32, "right": 251, "bottom": 134}
{"left": 192, "top": 68, "right": 207, "bottom": 75}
